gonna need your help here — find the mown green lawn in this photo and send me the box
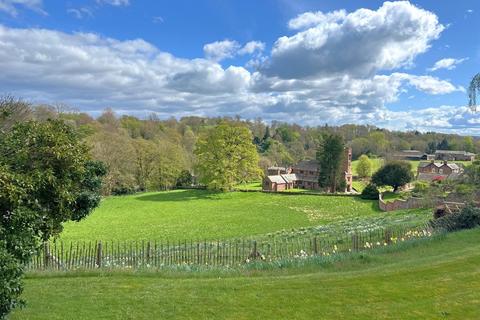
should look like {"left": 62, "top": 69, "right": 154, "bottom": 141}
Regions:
{"left": 13, "top": 228, "right": 480, "bottom": 319}
{"left": 57, "top": 190, "right": 428, "bottom": 242}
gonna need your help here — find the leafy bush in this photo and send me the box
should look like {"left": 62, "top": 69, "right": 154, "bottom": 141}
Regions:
{"left": 430, "top": 206, "right": 480, "bottom": 232}
{"left": 412, "top": 181, "right": 429, "bottom": 196}
{"left": 361, "top": 183, "right": 379, "bottom": 200}
{"left": 111, "top": 185, "right": 136, "bottom": 195}
{"left": 371, "top": 161, "right": 413, "bottom": 192}
{"left": 0, "top": 244, "right": 23, "bottom": 319}
{"left": 176, "top": 170, "right": 193, "bottom": 187}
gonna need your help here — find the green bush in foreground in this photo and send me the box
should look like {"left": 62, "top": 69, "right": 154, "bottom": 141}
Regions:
{"left": 361, "top": 183, "right": 379, "bottom": 200}
{"left": 430, "top": 206, "right": 480, "bottom": 232}
{"left": 0, "top": 120, "right": 105, "bottom": 319}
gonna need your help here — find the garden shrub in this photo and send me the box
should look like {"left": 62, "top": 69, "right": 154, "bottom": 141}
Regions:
{"left": 111, "top": 184, "right": 136, "bottom": 195}
{"left": 361, "top": 183, "right": 379, "bottom": 200}
{"left": 0, "top": 243, "right": 24, "bottom": 319}
{"left": 412, "top": 181, "right": 429, "bottom": 196}
{"left": 430, "top": 206, "right": 480, "bottom": 232}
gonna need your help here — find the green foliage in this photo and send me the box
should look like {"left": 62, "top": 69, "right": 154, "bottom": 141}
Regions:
{"left": 430, "top": 206, "right": 480, "bottom": 232}
{"left": 356, "top": 155, "right": 372, "bottom": 178}
{"left": 360, "top": 183, "right": 379, "bottom": 200}
{"left": 463, "top": 136, "right": 475, "bottom": 153}
{"left": 275, "top": 124, "right": 299, "bottom": 143}
{"left": 0, "top": 244, "right": 23, "bottom": 319}
{"left": 412, "top": 181, "right": 429, "bottom": 196}
{"left": 464, "top": 160, "right": 480, "bottom": 186}
{"left": 194, "top": 123, "right": 262, "bottom": 191}
{"left": 371, "top": 161, "right": 413, "bottom": 192}
{"left": 0, "top": 120, "right": 105, "bottom": 318}
{"left": 437, "top": 138, "right": 449, "bottom": 150}
{"left": 176, "top": 170, "right": 193, "bottom": 187}
{"left": 317, "top": 134, "right": 345, "bottom": 192}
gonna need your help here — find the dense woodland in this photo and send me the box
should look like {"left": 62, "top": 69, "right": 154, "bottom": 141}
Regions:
{"left": 2, "top": 98, "right": 479, "bottom": 195}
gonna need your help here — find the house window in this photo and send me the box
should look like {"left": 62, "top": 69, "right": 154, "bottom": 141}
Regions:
{"left": 439, "top": 169, "right": 443, "bottom": 174}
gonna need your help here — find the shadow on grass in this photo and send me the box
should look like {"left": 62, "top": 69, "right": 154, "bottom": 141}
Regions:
{"left": 135, "top": 189, "right": 221, "bottom": 202}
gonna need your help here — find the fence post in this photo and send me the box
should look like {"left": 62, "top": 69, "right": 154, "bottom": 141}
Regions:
{"left": 146, "top": 241, "right": 151, "bottom": 264}
{"left": 96, "top": 241, "right": 102, "bottom": 268}
{"left": 43, "top": 242, "right": 50, "bottom": 269}
{"left": 352, "top": 233, "right": 359, "bottom": 251}
{"left": 384, "top": 229, "right": 392, "bottom": 245}
{"left": 313, "top": 237, "right": 318, "bottom": 255}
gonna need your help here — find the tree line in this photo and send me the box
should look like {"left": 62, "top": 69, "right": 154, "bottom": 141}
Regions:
{"left": 1, "top": 97, "right": 479, "bottom": 196}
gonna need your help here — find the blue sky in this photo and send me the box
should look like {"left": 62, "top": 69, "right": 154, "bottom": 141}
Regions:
{"left": 0, "top": 0, "right": 479, "bottom": 134}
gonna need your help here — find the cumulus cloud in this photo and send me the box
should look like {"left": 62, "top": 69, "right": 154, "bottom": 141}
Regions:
{"left": 203, "top": 40, "right": 241, "bottom": 61}
{"left": 391, "top": 73, "right": 464, "bottom": 94}
{"left": 203, "top": 39, "right": 265, "bottom": 62}
{"left": 428, "top": 57, "right": 468, "bottom": 71}
{"left": 238, "top": 41, "right": 265, "bottom": 55}
{"left": 262, "top": 1, "right": 444, "bottom": 79}
{"left": 0, "top": 2, "right": 474, "bottom": 134}
{"left": 0, "top": 0, "right": 45, "bottom": 16}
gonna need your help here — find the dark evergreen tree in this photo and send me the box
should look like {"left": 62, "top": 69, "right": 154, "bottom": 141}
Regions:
{"left": 317, "top": 133, "right": 345, "bottom": 193}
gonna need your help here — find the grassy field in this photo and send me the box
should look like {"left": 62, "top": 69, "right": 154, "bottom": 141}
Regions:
{"left": 351, "top": 158, "right": 384, "bottom": 176}
{"left": 13, "top": 228, "right": 480, "bottom": 319}
{"left": 57, "top": 190, "right": 429, "bottom": 243}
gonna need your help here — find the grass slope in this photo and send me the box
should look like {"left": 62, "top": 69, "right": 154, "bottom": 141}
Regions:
{"left": 58, "top": 190, "right": 428, "bottom": 242}
{"left": 14, "top": 228, "right": 480, "bottom": 320}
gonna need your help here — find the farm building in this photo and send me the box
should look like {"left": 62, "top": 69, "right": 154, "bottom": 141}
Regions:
{"left": 417, "top": 160, "right": 463, "bottom": 182}
{"left": 392, "top": 150, "right": 434, "bottom": 161}
{"left": 434, "top": 150, "right": 476, "bottom": 161}
{"left": 263, "top": 148, "right": 353, "bottom": 192}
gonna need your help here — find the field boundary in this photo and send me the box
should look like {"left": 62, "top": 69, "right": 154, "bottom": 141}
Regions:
{"left": 28, "top": 225, "right": 431, "bottom": 271}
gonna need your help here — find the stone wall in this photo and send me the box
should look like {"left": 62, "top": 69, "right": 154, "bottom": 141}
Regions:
{"left": 378, "top": 194, "right": 430, "bottom": 212}
{"left": 379, "top": 191, "right": 480, "bottom": 212}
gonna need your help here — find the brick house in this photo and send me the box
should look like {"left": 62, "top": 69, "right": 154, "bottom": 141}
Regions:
{"left": 263, "top": 148, "right": 353, "bottom": 192}
{"left": 417, "top": 160, "right": 463, "bottom": 182}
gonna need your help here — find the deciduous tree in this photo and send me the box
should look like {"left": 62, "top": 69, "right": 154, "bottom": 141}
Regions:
{"left": 371, "top": 161, "right": 413, "bottom": 192}
{"left": 194, "top": 123, "right": 261, "bottom": 191}
{"left": 356, "top": 154, "right": 372, "bottom": 178}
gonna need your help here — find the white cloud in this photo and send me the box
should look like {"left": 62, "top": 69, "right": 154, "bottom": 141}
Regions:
{"left": 262, "top": 1, "right": 444, "bottom": 79}
{"left": 204, "top": 39, "right": 265, "bottom": 62}
{"left": 288, "top": 9, "right": 346, "bottom": 30}
{"left": 0, "top": 0, "right": 45, "bottom": 16}
{"left": 238, "top": 41, "right": 265, "bottom": 55}
{"left": 392, "top": 73, "right": 464, "bottom": 94}
{"left": 67, "top": 7, "right": 94, "bottom": 19}
{"left": 96, "top": 0, "right": 129, "bottom": 6}
{"left": 203, "top": 40, "right": 241, "bottom": 61}
{"left": 0, "top": 2, "right": 474, "bottom": 134}
{"left": 428, "top": 57, "right": 468, "bottom": 71}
